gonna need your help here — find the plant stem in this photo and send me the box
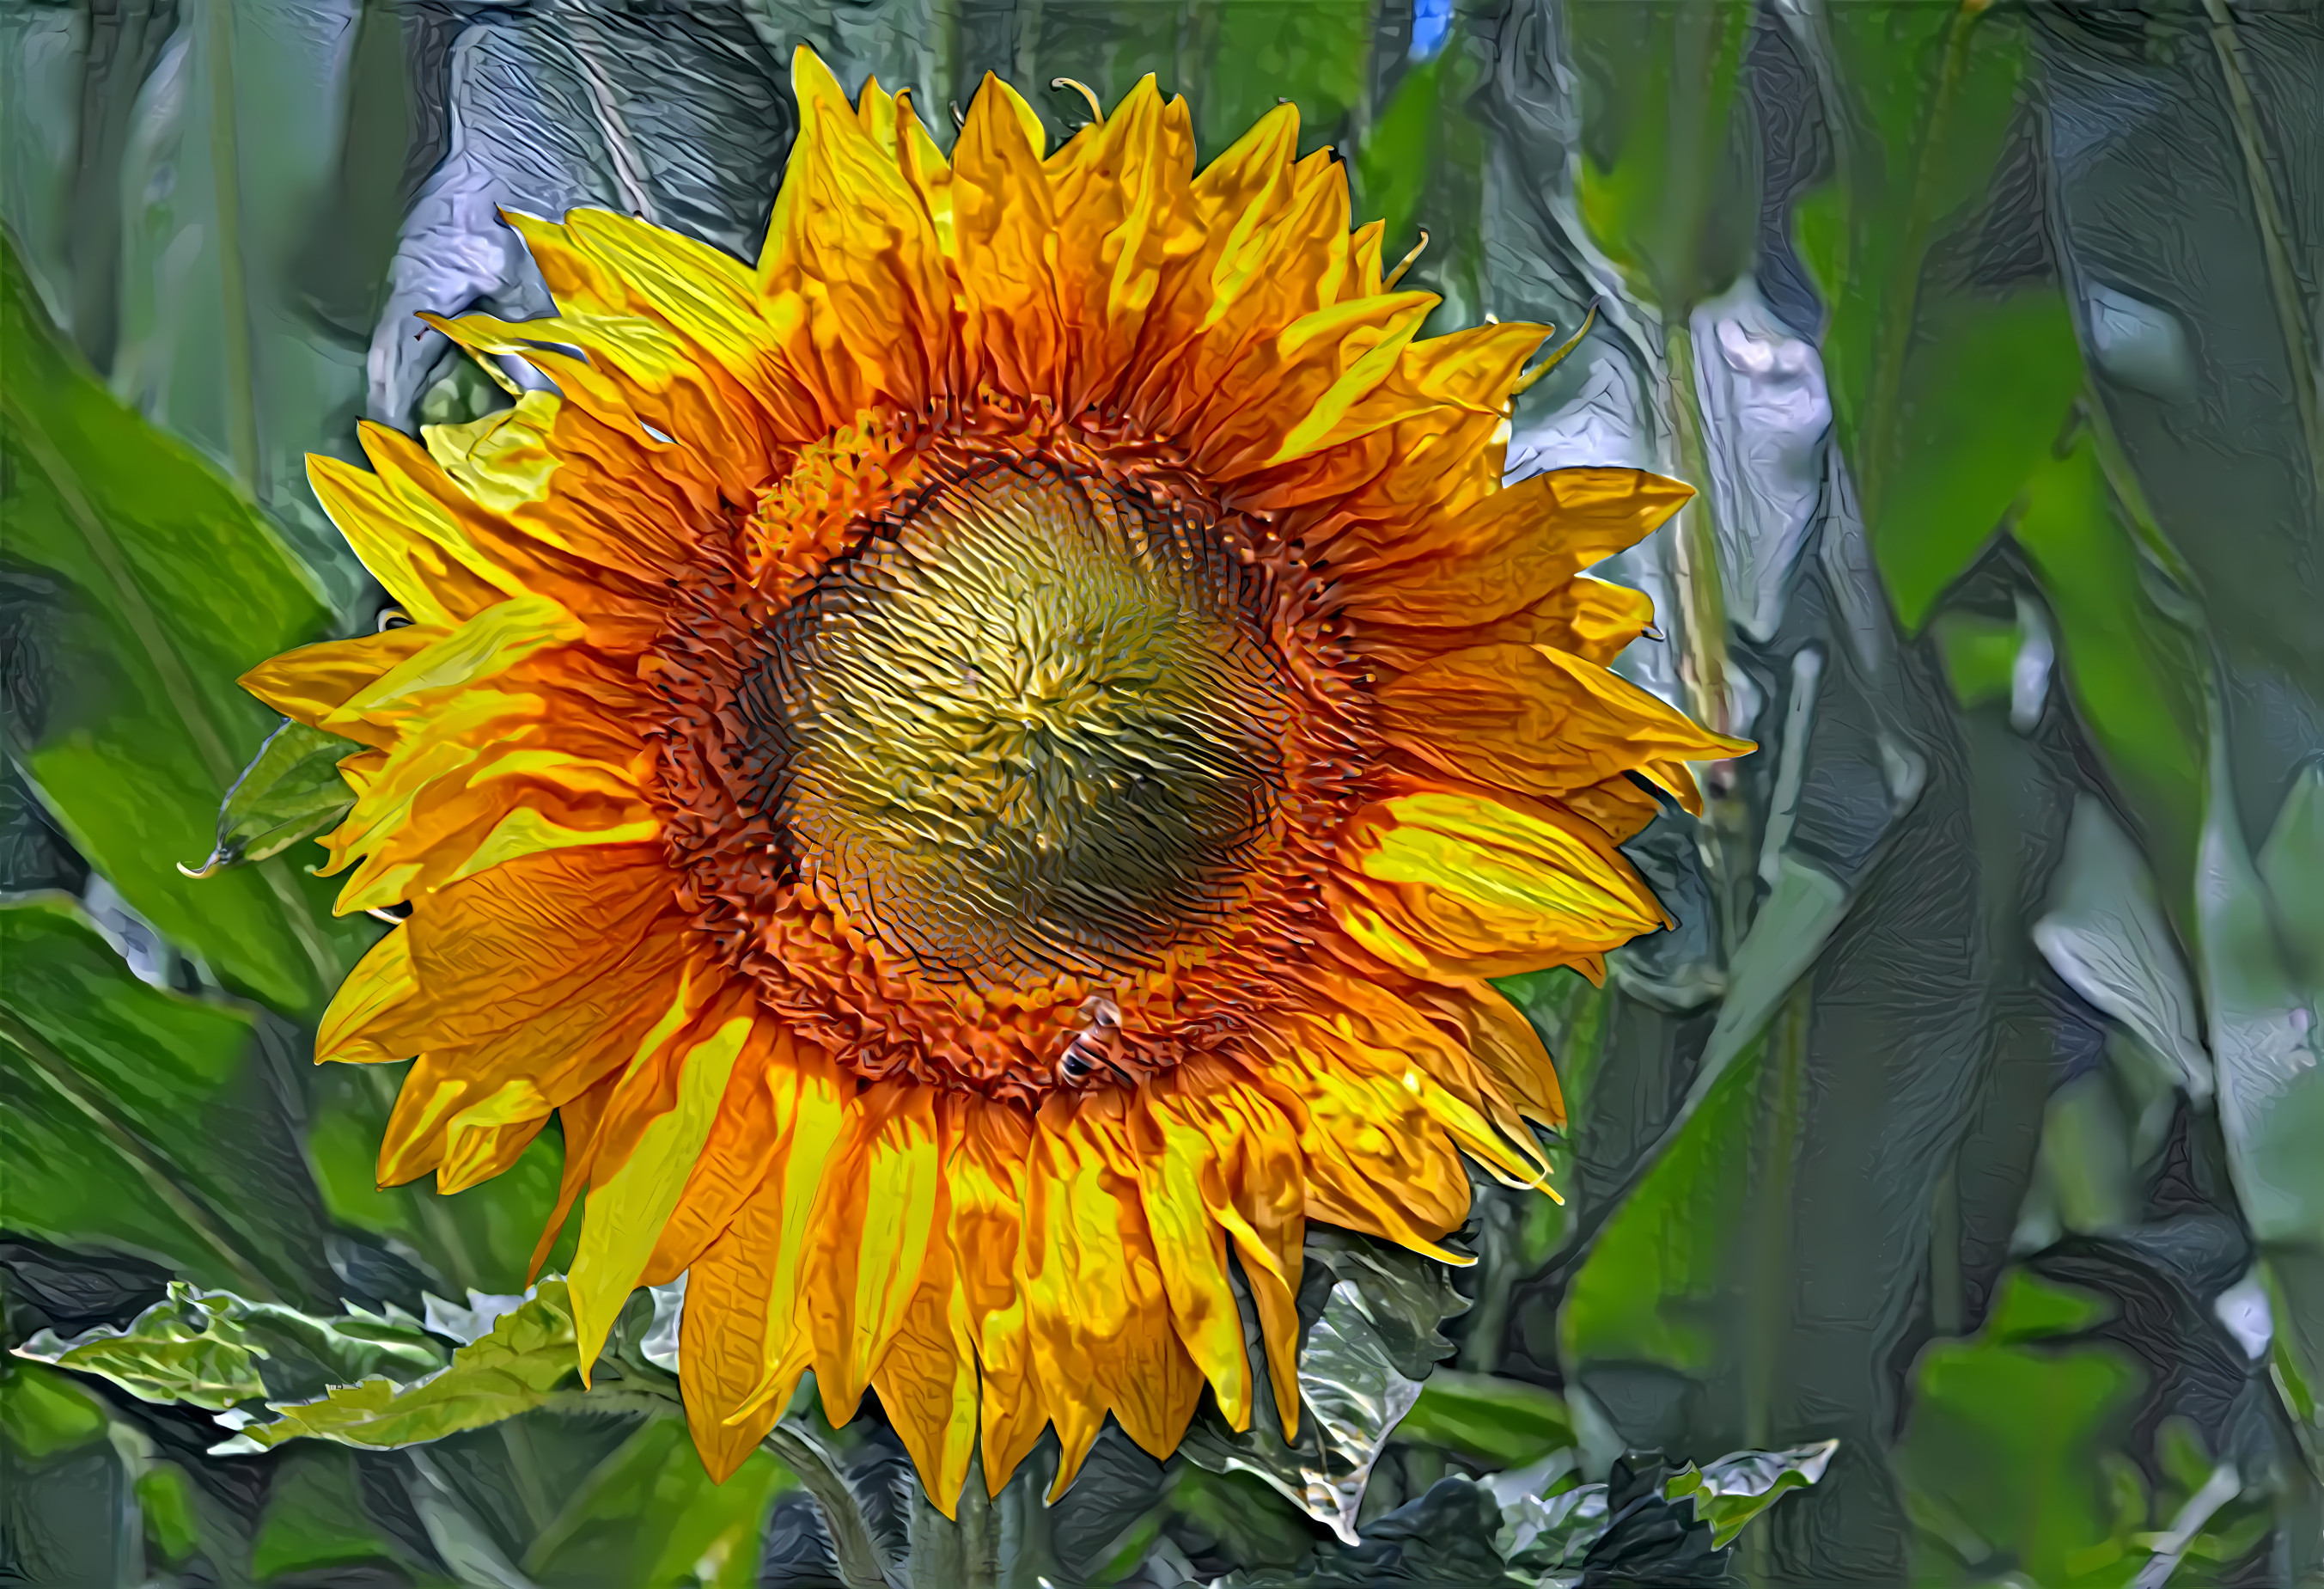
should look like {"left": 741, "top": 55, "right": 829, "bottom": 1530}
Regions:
{"left": 907, "top": 1452, "right": 999, "bottom": 1589}
{"left": 199, "top": 0, "right": 260, "bottom": 498}
{"left": 765, "top": 1421, "right": 895, "bottom": 1589}
{"left": 2199, "top": 0, "right": 2322, "bottom": 505}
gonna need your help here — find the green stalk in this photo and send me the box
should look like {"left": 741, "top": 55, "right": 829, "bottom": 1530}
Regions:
{"left": 1742, "top": 987, "right": 1809, "bottom": 1588}
{"left": 200, "top": 0, "right": 261, "bottom": 498}
{"left": 908, "top": 1453, "right": 999, "bottom": 1589}
{"left": 765, "top": 1421, "right": 895, "bottom": 1589}
{"left": 2199, "top": 0, "right": 2322, "bottom": 502}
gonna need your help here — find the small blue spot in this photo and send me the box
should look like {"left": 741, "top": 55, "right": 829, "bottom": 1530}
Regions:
{"left": 1411, "top": 0, "right": 1451, "bottom": 59}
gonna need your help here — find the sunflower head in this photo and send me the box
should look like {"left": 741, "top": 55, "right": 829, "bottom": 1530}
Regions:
{"left": 247, "top": 50, "right": 1747, "bottom": 1508}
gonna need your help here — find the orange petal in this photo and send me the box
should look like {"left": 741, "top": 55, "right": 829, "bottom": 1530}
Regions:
{"left": 1377, "top": 643, "right": 1751, "bottom": 801}
{"left": 1408, "top": 980, "right": 1568, "bottom": 1130}
{"left": 758, "top": 48, "right": 958, "bottom": 420}
{"left": 315, "top": 926, "right": 419, "bottom": 1065}
{"left": 949, "top": 74, "right": 1064, "bottom": 400}
{"left": 1361, "top": 575, "right": 1658, "bottom": 673}
{"left": 949, "top": 1103, "right": 1046, "bottom": 1496}
{"left": 869, "top": 1146, "right": 979, "bottom": 1517}
{"left": 681, "top": 1175, "right": 792, "bottom": 1482}
{"left": 1247, "top": 1018, "right": 1476, "bottom": 1262}
{"left": 642, "top": 1021, "right": 795, "bottom": 1286}
{"left": 1334, "top": 468, "right": 1692, "bottom": 628}
{"left": 239, "top": 628, "right": 443, "bottom": 747}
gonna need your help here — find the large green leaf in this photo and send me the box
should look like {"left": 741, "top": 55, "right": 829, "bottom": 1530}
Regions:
{"left": 0, "top": 896, "right": 332, "bottom": 1299}
{"left": 0, "top": 234, "right": 370, "bottom": 1015}
{"left": 1559, "top": 1033, "right": 1765, "bottom": 1384}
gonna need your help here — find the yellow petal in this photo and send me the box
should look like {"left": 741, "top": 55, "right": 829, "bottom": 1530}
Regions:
{"left": 869, "top": 1152, "right": 979, "bottom": 1516}
{"left": 569, "top": 997, "right": 753, "bottom": 1381}
{"left": 1343, "top": 789, "right": 1666, "bottom": 964}
{"left": 682, "top": 1176, "right": 792, "bottom": 1482}
{"left": 315, "top": 926, "right": 418, "bottom": 1065}
{"left": 1378, "top": 642, "right": 1753, "bottom": 800}
{"left": 1335, "top": 468, "right": 1693, "bottom": 628}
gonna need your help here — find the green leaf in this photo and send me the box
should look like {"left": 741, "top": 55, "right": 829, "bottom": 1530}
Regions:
{"left": 1983, "top": 1269, "right": 2113, "bottom": 1345}
{"left": 12, "top": 1280, "right": 444, "bottom": 1412}
{"left": 1398, "top": 1370, "right": 1573, "bottom": 1469}
{"left": 1797, "top": 3, "right": 2101, "bottom": 634}
{"left": 249, "top": 1448, "right": 412, "bottom": 1581}
{"left": 1567, "top": 0, "right": 1757, "bottom": 310}
{"left": 1932, "top": 613, "right": 2022, "bottom": 710}
{"left": 1665, "top": 1439, "right": 1838, "bottom": 1549}
{"left": 1894, "top": 1268, "right": 2145, "bottom": 1584}
{"left": 2193, "top": 737, "right": 2324, "bottom": 1250}
{"left": 134, "top": 1462, "right": 203, "bottom": 1568}
{"left": 1868, "top": 293, "right": 2085, "bottom": 628}
{"left": 2012, "top": 436, "right": 2205, "bottom": 873}
{"left": 1560, "top": 1032, "right": 1765, "bottom": 1381}
{"left": 522, "top": 1415, "right": 795, "bottom": 1589}
{"left": 192, "top": 717, "right": 361, "bottom": 873}
{"left": 0, "top": 1360, "right": 110, "bottom": 1458}
{"left": 215, "top": 1278, "right": 580, "bottom": 1453}
{"left": 0, "top": 232, "right": 369, "bottom": 1014}
{"left": 0, "top": 896, "right": 332, "bottom": 1298}
{"left": 2258, "top": 762, "right": 2324, "bottom": 988}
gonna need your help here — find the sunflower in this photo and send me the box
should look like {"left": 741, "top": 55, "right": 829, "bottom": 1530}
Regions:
{"left": 243, "top": 50, "right": 1745, "bottom": 1508}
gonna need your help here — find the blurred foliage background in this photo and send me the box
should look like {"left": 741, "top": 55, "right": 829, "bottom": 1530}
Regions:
{"left": 2, "top": 1, "right": 2320, "bottom": 1585}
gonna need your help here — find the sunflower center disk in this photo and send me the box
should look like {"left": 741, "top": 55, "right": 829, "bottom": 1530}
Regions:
{"left": 752, "top": 461, "right": 1294, "bottom": 995}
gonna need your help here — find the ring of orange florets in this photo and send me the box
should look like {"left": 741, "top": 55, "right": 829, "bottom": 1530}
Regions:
{"left": 642, "top": 394, "right": 1388, "bottom": 1104}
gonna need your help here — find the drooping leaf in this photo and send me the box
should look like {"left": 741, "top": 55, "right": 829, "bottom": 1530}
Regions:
{"left": 0, "top": 233, "right": 369, "bottom": 1014}
{"left": 192, "top": 718, "right": 361, "bottom": 874}
{"left": 1180, "top": 1231, "right": 1465, "bottom": 1544}
{"left": 12, "top": 1280, "right": 445, "bottom": 1412}
{"left": 213, "top": 1278, "right": 580, "bottom": 1453}
{"left": 2031, "top": 795, "right": 2211, "bottom": 1101}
